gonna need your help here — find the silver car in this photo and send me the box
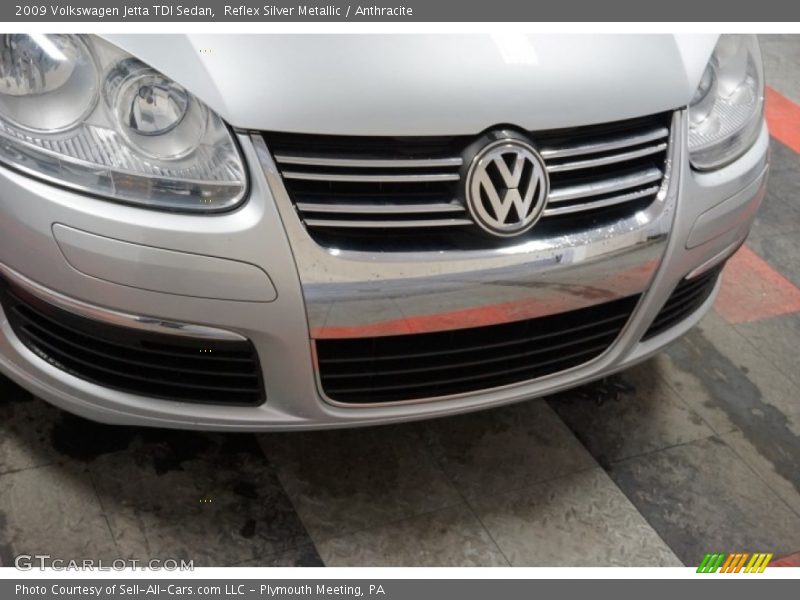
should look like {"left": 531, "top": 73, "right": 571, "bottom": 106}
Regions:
{"left": 0, "top": 34, "right": 768, "bottom": 430}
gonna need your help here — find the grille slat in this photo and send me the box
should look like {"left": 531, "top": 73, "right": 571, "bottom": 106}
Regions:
{"left": 11, "top": 300, "right": 253, "bottom": 368}
{"left": 296, "top": 201, "right": 466, "bottom": 215}
{"left": 265, "top": 112, "right": 672, "bottom": 251}
{"left": 647, "top": 288, "right": 712, "bottom": 330}
{"left": 660, "top": 277, "right": 713, "bottom": 306}
{"left": 543, "top": 186, "right": 660, "bottom": 217}
{"left": 19, "top": 327, "right": 259, "bottom": 393}
{"left": 324, "top": 345, "right": 609, "bottom": 396}
{"left": 304, "top": 217, "right": 474, "bottom": 229}
{"left": 545, "top": 142, "right": 668, "bottom": 172}
{"left": 539, "top": 126, "right": 669, "bottom": 159}
{"left": 275, "top": 155, "right": 464, "bottom": 169}
{"left": 321, "top": 312, "right": 629, "bottom": 364}
{"left": 643, "top": 266, "right": 723, "bottom": 340}
{"left": 317, "top": 295, "right": 639, "bottom": 404}
{"left": 282, "top": 171, "right": 461, "bottom": 183}
{"left": 2, "top": 281, "right": 265, "bottom": 406}
{"left": 546, "top": 167, "right": 663, "bottom": 203}
{"left": 323, "top": 327, "right": 620, "bottom": 380}
{"left": 14, "top": 310, "right": 258, "bottom": 380}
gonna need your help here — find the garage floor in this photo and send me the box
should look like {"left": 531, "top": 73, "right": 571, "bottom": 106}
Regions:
{"left": 1, "top": 35, "right": 799, "bottom": 569}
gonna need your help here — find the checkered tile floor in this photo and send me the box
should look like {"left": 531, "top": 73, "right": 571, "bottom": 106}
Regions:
{"left": 1, "top": 35, "right": 799, "bottom": 568}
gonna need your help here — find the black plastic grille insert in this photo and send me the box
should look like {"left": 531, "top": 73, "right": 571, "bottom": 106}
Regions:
{"left": 1, "top": 280, "right": 265, "bottom": 406}
{"left": 642, "top": 266, "right": 723, "bottom": 341}
{"left": 316, "top": 295, "right": 640, "bottom": 404}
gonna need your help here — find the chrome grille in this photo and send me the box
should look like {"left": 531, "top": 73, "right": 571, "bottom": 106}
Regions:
{"left": 283, "top": 156, "right": 470, "bottom": 229}
{"left": 264, "top": 112, "right": 672, "bottom": 250}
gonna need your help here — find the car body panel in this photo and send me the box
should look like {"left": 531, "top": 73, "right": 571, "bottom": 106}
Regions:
{"left": 0, "top": 34, "right": 769, "bottom": 430}
{"left": 104, "top": 34, "right": 715, "bottom": 135}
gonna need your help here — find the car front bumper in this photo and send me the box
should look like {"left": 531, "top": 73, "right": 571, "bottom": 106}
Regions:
{"left": 0, "top": 114, "right": 769, "bottom": 430}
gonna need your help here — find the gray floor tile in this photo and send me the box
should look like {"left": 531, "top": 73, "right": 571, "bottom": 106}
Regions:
{"left": 258, "top": 424, "right": 461, "bottom": 541}
{"left": 0, "top": 376, "right": 56, "bottom": 475}
{"left": 760, "top": 34, "right": 800, "bottom": 104}
{"left": 649, "top": 351, "right": 739, "bottom": 436}
{"left": 762, "top": 140, "right": 800, "bottom": 206}
{"left": 663, "top": 312, "right": 800, "bottom": 497}
{"left": 0, "top": 397, "right": 62, "bottom": 475}
{"left": 667, "top": 310, "right": 800, "bottom": 430}
{"left": 233, "top": 545, "right": 324, "bottom": 567}
{"left": 422, "top": 400, "right": 597, "bottom": 499}
{"left": 747, "top": 234, "right": 800, "bottom": 290}
{"left": 608, "top": 437, "right": 800, "bottom": 566}
{"left": 549, "top": 360, "right": 714, "bottom": 465}
{"left": 471, "top": 468, "right": 681, "bottom": 566}
{"left": 748, "top": 142, "right": 800, "bottom": 241}
{"left": 90, "top": 432, "right": 312, "bottom": 567}
{"left": 735, "top": 312, "right": 800, "bottom": 389}
{"left": 0, "top": 463, "right": 117, "bottom": 565}
{"left": 723, "top": 430, "right": 800, "bottom": 518}
{"left": 316, "top": 504, "right": 508, "bottom": 567}
{"left": 766, "top": 136, "right": 800, "bottom": 187}
{"left": 0, "top": 406, "right": 142, "bottom": 473}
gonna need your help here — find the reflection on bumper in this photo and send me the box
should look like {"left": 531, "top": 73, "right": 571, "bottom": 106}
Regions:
{"left": 0, "top": 263, "right": 247, "bottom": 342}
{"left": 255, "top": 118, "right": 680, "bottom": 338}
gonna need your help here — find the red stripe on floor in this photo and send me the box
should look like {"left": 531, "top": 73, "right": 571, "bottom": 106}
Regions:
{"left": 772, "top": 552, "right": 800, "bottom": 567}
{"left": 765, "top": 86, "right": 800, "bottom": 154}
{"left": 714, "top": 245, "right": 800, "bottom": 324}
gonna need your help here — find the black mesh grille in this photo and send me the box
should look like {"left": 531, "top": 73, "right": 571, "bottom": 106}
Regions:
{"left": 1, "top": 280, "right": 265, "bottom": 406}
{"left": 642, "top": 266, "right": 723, "bottom": 341}
{"left": 316, "top": 296, "right": 640, "bottom": 404}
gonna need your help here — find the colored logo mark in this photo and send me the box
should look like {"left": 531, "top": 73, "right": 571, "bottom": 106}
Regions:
{"left": 697, "top": 552, "right": 773, "bottom": 573}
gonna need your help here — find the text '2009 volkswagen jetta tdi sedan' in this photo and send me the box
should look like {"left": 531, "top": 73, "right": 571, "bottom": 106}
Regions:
{"left": 0, "top": 34, "right": 768, "bottom": 430}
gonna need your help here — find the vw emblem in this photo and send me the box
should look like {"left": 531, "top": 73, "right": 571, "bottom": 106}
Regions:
{"left": 465, "top": 138, "right": 549, "bottom": 237}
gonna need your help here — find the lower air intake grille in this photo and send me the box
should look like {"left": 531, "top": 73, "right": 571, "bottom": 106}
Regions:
{"left": 316, "top": 296, "right": 640, "bottom": 404}
{"left": 2, "top": 280, "right": 265, "bottom": 406}
{"left": 642, "top": 266, "right": 723, "bottom": 340}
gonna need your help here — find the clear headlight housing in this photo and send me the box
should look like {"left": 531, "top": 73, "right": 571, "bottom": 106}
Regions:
{"left": 0, "top": 34, "right": 246, "bottom": 211}
{"left": 688, "top": 34, "right": 765, "bottom": 171}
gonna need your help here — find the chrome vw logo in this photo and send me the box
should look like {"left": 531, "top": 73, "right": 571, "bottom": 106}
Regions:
{"left": 465, "top": 138, "right": 549, "bottom": 237}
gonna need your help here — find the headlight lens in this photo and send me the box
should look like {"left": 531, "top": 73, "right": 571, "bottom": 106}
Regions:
{"left": 0, "top": 34, "right": 246, "bottom": 211}
{"left": 0, "top": 34, "right": 99, "bottom": 132}
{"left": 688, "top": 34, "right": 765, "bottom": 171}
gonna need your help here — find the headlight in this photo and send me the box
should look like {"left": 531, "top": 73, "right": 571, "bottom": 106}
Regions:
{"left": 0, "top": 34, "right": 246, "bottom": 211}
{"left": 688, "top": 34, "right": 765, "bottom": 171}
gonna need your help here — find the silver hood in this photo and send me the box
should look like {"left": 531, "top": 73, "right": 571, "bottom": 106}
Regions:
{"left": 104, "top": 34, "right": 717, "bottom": 136}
